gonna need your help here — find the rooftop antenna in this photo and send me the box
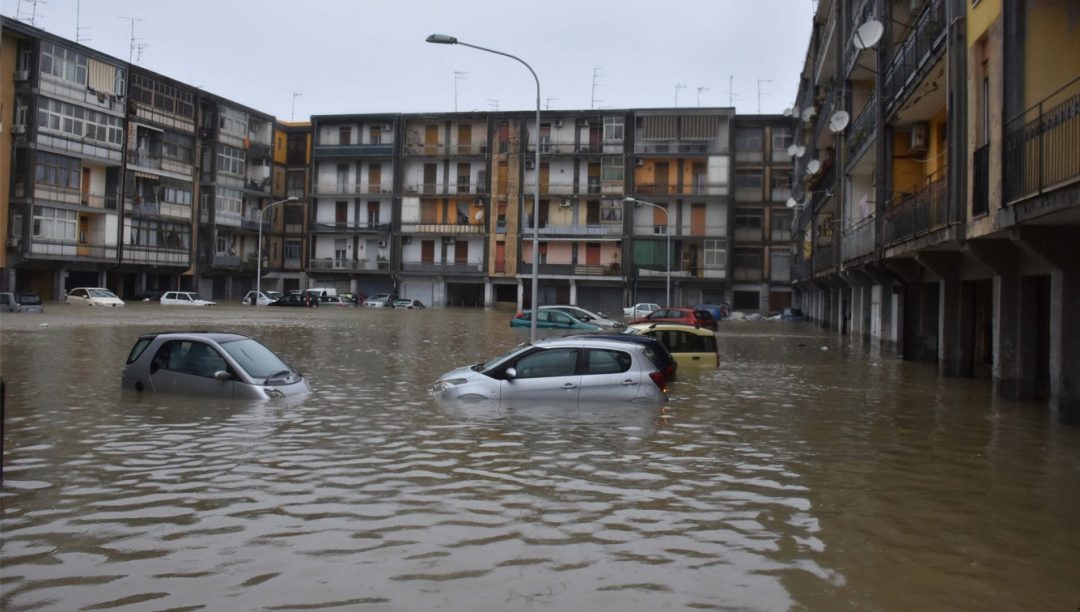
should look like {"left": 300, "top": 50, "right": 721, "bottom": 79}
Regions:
{"left": 135, "top": 43, "right": 149, "bottom": 65}
{"left": 697, "top": 86, "right": 709, "bottom": 107}
{"left": 17, "top": 0, "right": 44, "bottom": 27}
{"left": 291, "top": 92, "right": 302, "bottom": 121}
{"left": 75, "top": 0, "right": 91, "bottom": 44}
{"left": 717, "top": 74, "right": 738, "bottom": 108}
{"left": 590, "top": 67, "right": 603, "bottom": 110}
{"left": 121, "top": 16, "right": 145, "bottom": 65}
{"left": 757, "top": 79, "right": 772, "bottom": 113}
{"left": 675, "top": 83, "right": 686, "bottom": 107}
{"left": 545, "top": 97, "right": 558, "bottom": 110}
{"left": 486, "top": 99, "right": 499, "bottom": 111}
{"left": 453, "top": 71, "right": 467, "bottom": 112}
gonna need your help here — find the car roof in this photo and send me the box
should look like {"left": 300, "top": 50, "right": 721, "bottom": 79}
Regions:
{"left": 533, "top": 336, "right": 650, "bottom": 351}
{"left": 136, "top": 331, "right": 253, "bottom": 342}
{"left": 627, "top": 322, "right": 717, "bottom": 336}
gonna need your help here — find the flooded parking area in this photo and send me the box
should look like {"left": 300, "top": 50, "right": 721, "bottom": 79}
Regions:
{"left": 2, "top": 304, "right": 1079, "bottom": 610}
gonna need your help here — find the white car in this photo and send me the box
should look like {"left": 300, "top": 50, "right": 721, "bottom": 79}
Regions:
{"left": 65, "top": 287, "right": 125, "bottom": 307}
{"left": 433, "top": 337, "right": 669, "bottom": 403}
{"left": 241, "top": 290, "right": 282, "bottom": 306}
{"left": 623, "top": 302, "right": 661, "bottom": 318}
{"left": 160, "top": 291, "right": 216, "bottom": 306}
{"left": 540, "top": 305, "right": 623, "bottom": 328}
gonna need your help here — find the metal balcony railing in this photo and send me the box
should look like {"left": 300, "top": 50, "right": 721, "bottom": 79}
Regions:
{"left": 847, "top": 93, "right": 877, "bottom": 161}
{"left": 401, "top": 262, "right": 484, "bottom": 274}
{"left": 844, "top": 0, "right": 876, "bottom": 76}
{"left": 400, "top": 223, "right": 484, "bottom": 234}
{"left": 404, "top": 143, "right": 488, "bottom": 156}
{"left": 313, "top": 222, "right": 391, "bottom": 233}
{"left": 811, "top": 243, "right": 835, "bottom": 273}
{"left": 634, "top": 183, "right": 728, "bottom": 196}
{"left": 519, "top": 224, "right": 622, "bottom": 237}
{"left": 883, "top": 0, "right": 947, "bottom": 112}
{"left": 313, "top": 184, "right": 392, "bottom": 196}
{"left": 1003, "top": 75, "right": 1080, "bottom": 204}
{"left": 841, "top": 214, "right": 876, "bottom": 262}
{"left": 884, "top": 169, "right": 948, "bottom": 245}
{"left": 313, "top": 144, "right": 394, "bottom": 157}
{"left": 634, "top": 141, "right": 726, "bottom": 155}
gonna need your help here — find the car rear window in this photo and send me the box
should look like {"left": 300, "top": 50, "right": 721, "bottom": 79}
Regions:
{"left": 584, "top": 349, "right": 632, "bottom": 374}
{"left": 17, "top": 294, "right": 41, "bottom": 305}
{"left": 652, "top": 330, "right": 717, "bottom": 353}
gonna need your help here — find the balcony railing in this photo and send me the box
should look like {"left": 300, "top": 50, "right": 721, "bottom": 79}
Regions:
{"left": 313, "top": 144, "right": 394, "bottom": 157}
{"left": 404, "top": 143, "right": 488, "bottom": 156}
{"left": 400, "top": 223, "right": 484, "bottom": 234}
{"left": 634, "top": 141, "right": 726, "bottom": 155}
{"left": 520, "top": 224, "right": 622, "bottom": 237}
{"left": 841, "top": 214, "right": 876, "bottom": 262}
{"left": 530, "top": 263, "right": 623, "bottom": 277}
{"left": 27, "top": 184, "right": 119, "bottom": 210}
{"left": 847, "top": 93, "right": 877, "bottom": 161}
{"left": 401, "top": 262, "right": 484, "bottom": 274}
{"left": 310, "top": 258, "right": 390, "bottom": 271}
{"left": 121, "top": 245, "right": 189, "bottom": 266}
{"left": 1003, "top": 75, "right": 1080, "bottom": 204}
{"left": 313, "top": 222, "right": 391, "bottom": 233}
{"left": 313, "top": 184, "right": 392, "bottom": 196}
{"left": 972, "top": 143, "right": 990, "bottom": 216}
{"left": 29, "top": 239, "right": 117, "bottom": 260}
{"left": 884, "top": 170, "right": 948, "bottom": 245}
{"left": 403, "top": 184, "right": 485, "bottom": 196}
{"left": 127, "top": 151, "right": 162, "bottom": 170}
{"left": 634, "top": 183, "right": 728, "bottom": 196}
{"left": 811, "top": 243, "right": 835, "bottom": 273}
{"left": 883, "top": 0, "right": 947, "bottom": 112}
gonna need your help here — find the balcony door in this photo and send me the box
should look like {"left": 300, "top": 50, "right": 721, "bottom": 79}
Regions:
{"left": 423, "top": 164, "right": 437, "bottom": 195}
{"left": 335, "top": 201, "right": 348, "bottom": 225}
{"left": 367, "top": 202, "right": 380, "bottom": 227}
{"left": 457, "top": 124, "right": 472, "bottom": 154}
{"left": 81, "top": 168, "right": 91, "bottom": 205}
{"left": 454, "top": 241, "right": 468, "bottom": 265}
{"left": 654, "top": 162, "right": 670, "bottom": 195}
{"left": 585, "top": 243, "right": 601, "bottom": 265}
{"left": 425, "top": 125, "right": 439, "bottom": 155}
{"left": 368, "top": 163, "right": 381, "bottom": 194}
{"left": 421, "top": 240, "right": 435, "bottom": 264}
{"left": 691, "top": 203, "right": 706, "bottom": 235}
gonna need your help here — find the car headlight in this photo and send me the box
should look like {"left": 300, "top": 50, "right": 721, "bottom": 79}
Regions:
{"left": 263, "top": 388, "right": 286, "bottom": 399}
{"left": 433, "top": 378, "right": 468, "bottom": 395}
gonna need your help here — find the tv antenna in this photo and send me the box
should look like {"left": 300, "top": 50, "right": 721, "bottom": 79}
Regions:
{"left": 757, "top": 79, "right": 772, "bottom": 113}
{"left": 545, "top": 97, "right": 558, "bottom": 110}
{"left": 675, "top": 83, "right": 686, "bottom": 107}
{"left": 75, "top": 0, "right": 91, "bottom": 44}
{"left": 486, "top": 99, "right": 499, "bottom": 111}
{"left": 291, "top": 92, "right": 302, "bottom": 121}
{"left": 452, "top": 71, "right": 468, "bottom": 112}
{"left": 17, "top": 0, "right": 44, "bottom": 27}
{"left": 121, "top": 16, "right": 145, "bottom": 65}
{"left": 697, "top": 86, "right": 709, "bottom": 106}
{"left": 135, "top": 43, "right": 149, "bottom": 65}
{"left": 717, "top": 74, "right": 739, "bottom": 108}
{"left": 590, "top": 67, "right": 603, "bottom": 110}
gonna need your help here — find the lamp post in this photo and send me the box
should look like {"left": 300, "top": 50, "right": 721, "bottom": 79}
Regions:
{"left": 624, "top": 197, "right": 670, "bottom": 306}
{"left": 256, "top": 196, "right": 299, "bottom": 300}
{"left": 426, "top": 33, "right": 541, "bottom": 344}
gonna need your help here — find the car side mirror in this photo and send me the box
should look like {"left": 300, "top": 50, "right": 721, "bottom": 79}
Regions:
{"left": 504, "top": 367, "right": 517, "bottom": 380}
{"left": 213, "top": 370, "right": 231, "bottom": 381}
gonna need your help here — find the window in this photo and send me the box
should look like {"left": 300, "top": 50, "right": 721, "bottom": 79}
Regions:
{"left": 286, "top": 171, "right": 305, "bottom": 192}
{"left": 339, "top": 126, "right": 352, "bottom": 145}
{"left": 735, "top": 212, "right": 763, "bottom": 229}
{"left": 735, "top": 127, "right": 763, "bottom": 162}
{"left": 34, "top": 152, "right": 81, "bottom": 190}
{"left": 770, "top": 249, "right": 792, "bottom": 281}
{"left": 161, "top": 178, "right": 193, "bottom": 205}
{"left": 703, "top": 239, "right": 726, "bottom": 269}
{"left": 369, "top": 126, "right": 382, "bottom": 145}
{"left": 215, "top": 188, "right": 242, "bottom": 215}
{"left": 603, "top": 116, "right": 624, "bottom": 141}
{"left": 217, "top": 144, "right": 245, "bottom": 176}
{"left": 130, "top": 218, "right": 190, "bottom": 249}
{"left": 219, "top": 106, "right": 249, "bottom": 137}
{"left": 513, "top": 348, "right": 578, "bottom": 379}
{"left": 733, "top": 249, "right": 762, "bottom": 269}
{"left": 771, "top": 127, "right": 793, "bottom": 160}
{"left": 162, "top": 132, "right": 194, "bottom": 164}
{"left": 32, "top": 206, "right": 77, "bottom": 240}
{"left": 36, "top": 98, "right": 123, "bottom": 146}
{"left": 39, "top": 42, "right": 87, "bottom": 86}
{"left": 154, "top": 341, "right": 228, "bottom": 378}
{"left": 600, "top": 200, "right": 623, "bottom": 222}
{"left": 735, "top": 171, "right": 763, "bottom": 201}
{"left": 284, "top": 240, "right": 301, "bottom": 260}
{"left": 601, "top": 157, "right": 623, "bottom": 182}
{"left": 130, "top": 74, "right": 195, "bottom": 119}
{"left": 585, "top": 349, "right": 631, "bottom": 375}
{"left": 770, "top": 173, "right": 792, "bottom": 201}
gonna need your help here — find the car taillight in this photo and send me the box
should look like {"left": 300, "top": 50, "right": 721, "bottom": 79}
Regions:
{"left": 649, "top": 371, "right": 668, "bottom": 393}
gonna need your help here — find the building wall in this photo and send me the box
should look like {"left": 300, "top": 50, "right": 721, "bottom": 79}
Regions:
{"left": 0, "top": 34, "right": 16, "bottom": 277}
{"left": 1023, "top": 0, "right": 1080, "bottom": 108}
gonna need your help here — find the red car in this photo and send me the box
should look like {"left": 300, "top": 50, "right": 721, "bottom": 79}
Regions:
{"left": 630, "top": 307, "right": 719, "bottom": 331}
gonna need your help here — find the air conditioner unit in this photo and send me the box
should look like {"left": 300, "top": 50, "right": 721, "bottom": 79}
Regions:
{"left": 559, "top": 198, "right": 572, "bottom": 208}
{"left": 13, "top": 70, "right": 29, "bottom": 82}
{"left": 6, "top": 237, "right": 21, "bottom": 249}
{"left": 377, "top": 239, "right": 388, "bottom": 248}
{"left": 578, "top": 118, "right": 590, "bottom": 127}
{"left": 635, "top": 158, "right": 645, "bottom": 167}
{"left": 11, "top": 124, "right": 26, "bottom": 134}
{"left": 910, "top": 123, "right": 929, "bottom": 153}
{"left": 553, "top": 119, "right": 563, "bottom": 128}
{"left": 525, "top": 160, "right": 535, "bottom": 170}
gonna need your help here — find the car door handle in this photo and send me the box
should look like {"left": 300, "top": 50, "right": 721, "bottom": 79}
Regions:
{"left": 562, "top": 383, "right": 577, "bottom": 390}
{"left": 692, "top": 356, "right": 700, "bottom": 360}
{"left": 621, "top": 380, "right": 638, "bottom": 386}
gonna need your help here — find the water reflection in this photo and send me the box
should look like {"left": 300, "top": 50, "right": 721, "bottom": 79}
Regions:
{"left": 1, "top": 306, "right": 1079, "bottom": 610}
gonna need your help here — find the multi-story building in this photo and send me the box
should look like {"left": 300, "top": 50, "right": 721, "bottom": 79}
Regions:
{"left": 628, "top": 109, "right": 733, "bottom": 308}
{"left": 308, "top": 114, "right": 398, "bottom": 296}
{"left": 3, "top": 20, "right": 128, "bottom": 298}
{"left": 731, "top": 115, "right": 795, "bottom": 314}
{"left": 266, "top": 121, "right": 312, "bottom": 295}
{"left": 790, "top": 0, "right": 1079, "bottom": 410}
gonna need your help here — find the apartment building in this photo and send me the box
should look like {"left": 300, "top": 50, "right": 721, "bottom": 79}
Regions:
{"left": 790, "top": 0, "right": 1079, "bottom": 410}
{"left": 265, "top": 121, "right": 312, "bottom": 295}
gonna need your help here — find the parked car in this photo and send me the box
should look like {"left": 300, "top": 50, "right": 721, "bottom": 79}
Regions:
{"left": 136, "top": 290, "right": 166, "bottom": 302}
{"left": 567, "top": 333, "right": 677, "bottom": 382}
{"left": 511, "top": 309, "right": 603, "bottom": 331}
{"left": 241, "top": 290, "right": 282, "bottom": 306}
{"left": 540, "top": 305, "right": 623, "bottom": 328}
{"left": 267, "top": 292, "right": 309, "bottom": 307}
{"left": 630, "top": 307, "right": 718, "bottom": 331}
{"left": 319, "top": 295, "right": 352, "bottom": 307}
{"left": 433, "top": 337, "right": 668, "bottom": 402}
{"left": 780, "top": 308, "right": 809, "bottom": 321}
{"left": 122, "top": 331, "right": 310, "bottom": 399}
{"left": 65, "top": 287, "right": 125, "bottom": 307}
{"left": 623, "top": 302, "right": 661, "bottom": 318}
{"left": 14, "top": 292, "right": 44, "bottom": 313}
{"left": 364, "top": 293, "right": 398, "bottom": 308}
{"left": 160, "top": 291, "right": 216, "bottom": 306}
{"left": 393, "top": 298, "right": 426, "bottom": 309}
{"left": 0, "top": 292, "right": 18, "bottom": 312}
{"left": 340, "top": 292, "right": 366, "bottom": 306}
{"left": 694, "top": 303, "right": 730, "bottom": 321}
{"left": 625, "top": 323, "right": 718, "bottom": 368}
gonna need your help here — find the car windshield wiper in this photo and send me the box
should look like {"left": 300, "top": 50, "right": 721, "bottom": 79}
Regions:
{"left": 265, "top": 369, "right": 292, "bottom": 382}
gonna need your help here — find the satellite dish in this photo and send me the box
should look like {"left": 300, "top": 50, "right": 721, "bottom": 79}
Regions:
{"left": 787, "top": 144, "right": 798, "bottom": 156}
{"left": 788, "top": 106, "right": 800, "bottom": 118}
{"left": 829, "top": 110, "right": 851, "bottom": 133}
{"left": 785, "top": 197, "right": 801, "bottom": 208}
{"left": 853, "top": 20, "right": 884, "bottom": 50}
{"left": 802, "top": 106, "right": 817, "bottom": 122}
{"left": 782, "top": 108, "right": 793, "bottom": 118}
{"left": 806, "top": 160, "right": 822, "bottom": 176}
{"left": 794, "top": 145, "right": 806, "bottom": 158}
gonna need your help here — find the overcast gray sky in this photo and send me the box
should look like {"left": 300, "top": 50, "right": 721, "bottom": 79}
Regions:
{"left": 3, "top": 0, "right": 814, "bottom": 119}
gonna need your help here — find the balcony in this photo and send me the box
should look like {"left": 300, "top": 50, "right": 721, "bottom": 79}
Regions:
{"left": 1003, "top": 76, "right": 1080, "bottom": 206}
{"left": 27, "top": 184, "right": 119, "bottom": 210}
{"left": 28, "top": 238, "right": 117, "bottom": 260}
{"left": 635, "top": 265, "right": 717, "bottom": 279}
{"left": 846, "top": 93, "right": 877, "bottom": 162}
{"left": 844, "top": 0, "right": 876, "bottom": 76}
{"left": 314, "top": 143, "right": 394, "bottom": 158}
{"left": 634, "top": 183, "right": 728, "bottom": 196}
{"left": 401, "top": 262, "right": 484, "bottom": 274}
{"left": 531, "top": 263, "right": 623, "bottom": 277}
{"left": 404, "top": 143, "right": 488, "bottom": 156}
{"left": 121, "top": 245, "right": 189, "bottom": 266}
{"left": 841, "top": 214, "right": 876, "bottom": 262}
{"left": 811, "top": 243, "right": 835, "bottom": 273}
{"left": 883, "top": 0, "right": 947, "bottom": 113}
{"left": 312, "top": 222, "right": 391, "bottom": 234}
{"left": 127, "top": 151, "right": 162, "bottom": 170}
{"left": 635, "top": 141, "right": 725, "bottom": 155}
{"left": 883, "top": 170, "right": 947, "bottom": 245}
{"left": 310, "top": 258, "right": 389, "bottom": 272}
{"left": 400, "top": 223, "right": 484, "bottom": 234}
{"left": 520, "top": 224, "right": 623, "bottom": 237}
{"left": 403, "top": 183, "right": 486, "bottom": 197}
{"left": 313, "top": 183, "right": 392, "bottom": 196}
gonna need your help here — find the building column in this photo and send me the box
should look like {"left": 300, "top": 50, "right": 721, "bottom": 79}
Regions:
{"left": 517, "top": 279, "right": 525, "bottom": 311}
{"left": 483, "top": 279, "right": 493, "bottom": 308}
{"left": 917, "top": 252, "right": 972, "bottom": 377}
{"left": 569, "top": 279, "right": 577, "bottom": 305}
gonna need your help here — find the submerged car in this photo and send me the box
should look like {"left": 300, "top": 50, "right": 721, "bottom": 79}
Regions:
{"left": 781, "top": 308, "right": 809, "bottom": 321}
{"left": 241, "top": 290, "right": 282, "bottom": 306}
{"left": 623, "top": 302, "right": 661, "bottom": 318}
{"left": 433, "top": 337, "right": 668, "bottom": 402}
{"left": 540, "top": 305, "right": 623, "bottom": 328}
{"left": 267, "top": 292, "right": 309, "bottom": 307}
{"left": 393, "top": 298, "right": 426, "bottom": 309}
{"left": 624, "top": 323, "right": 719, "bottom": 368}
{"left": 122, "top": 331, "right": 310, "bottom": 399}
{"left": 567, "top": 333, "right": 677, "bottom": 382}
{"left": 65, "top": 287, "right": 125, "bottom": 307}
{"left": 511, "top": 309, "right": 602, "bottom": 331}
{"left": 364, "top": 293, "right": 398, "bottom": 307}
{"left": 630, "top": 307, "right": 719, "bottom": 331}
{"left": 14, "top": 292, "right": 44, "bottom": 313}
{"left": 160, "top": 291, "right": 216, "bottom": 306}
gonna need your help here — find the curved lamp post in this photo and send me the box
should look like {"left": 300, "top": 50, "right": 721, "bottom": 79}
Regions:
{"left": 624, "top": 197, "right": 670, "bottom": 306}
{"left": 256, "top": 196, "right": 299, "bottom": 299}
{"left": 427, "top": 33, "right": 541, "bottom": 344}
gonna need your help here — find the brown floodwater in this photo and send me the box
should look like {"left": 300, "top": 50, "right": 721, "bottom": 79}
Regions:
{"left": 1, "top": 304, "right": 1078, "bottom": 611}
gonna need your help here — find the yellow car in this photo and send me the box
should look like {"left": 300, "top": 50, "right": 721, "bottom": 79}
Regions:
{"left": 624, "top": 323, "right": 718, "bottom": 368}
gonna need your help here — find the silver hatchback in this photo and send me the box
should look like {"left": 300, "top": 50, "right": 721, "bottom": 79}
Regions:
{"left": 122, "top": 332, "right": 311, "bottom": 399}
{"left": 433, "top": 337, "right": 668, "bottom": 403}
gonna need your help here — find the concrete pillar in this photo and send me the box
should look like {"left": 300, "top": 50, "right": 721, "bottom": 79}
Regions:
{"left": 516, "top": 279, "right": 525, "bottom": 311}
{"left": 917, "top": 252, "right": 971, "bottom": 376}
{"left": 1051, "top": 269, "right": 1080, "bottom": 414}
{"left": 569, "top": 279, "right": 577, "bottom": 305}
{"left": 483, "top": 279, "right": 493, "bottom": 308}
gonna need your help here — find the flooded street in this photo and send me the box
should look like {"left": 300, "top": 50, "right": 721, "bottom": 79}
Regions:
{"left": 2, "top": 305, "right": 1079, "bottom": 611}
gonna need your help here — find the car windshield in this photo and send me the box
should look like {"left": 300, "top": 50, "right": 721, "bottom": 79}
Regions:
{"left": 265, "top": 292, "right": 282, "bottom": 299}
{"left": 219, "top": 338, "right": 292, "bottom": 379}
{"left": 17, "top": 294, "right": 41, "bottom": 305}
{"left": 88, "top": 289, "right": 116, "bottom": 298}
{"left": 475, "top": 343, "right": 531, "bottom": 372}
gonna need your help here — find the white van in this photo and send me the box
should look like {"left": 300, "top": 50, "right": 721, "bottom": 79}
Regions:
{"left": 302, "top": 287, "right": 338, "bottom": 298}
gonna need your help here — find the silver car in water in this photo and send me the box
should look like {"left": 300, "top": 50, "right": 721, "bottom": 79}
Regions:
{"left": 433, "top": 337, "right": 668, "bottom": 402}
{"left": 122, "top": 332, "right": 311, "bottom": 399}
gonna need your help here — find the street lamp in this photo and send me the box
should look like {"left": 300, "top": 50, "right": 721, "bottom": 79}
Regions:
{"left": 624, "top": 197, "right": 670, "bottom": 306}
{"left": 427, "top": 33, "right": 541, "bottom": 344}
{"left": 256, "top": 196, "right": 300, "bottom": 299}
